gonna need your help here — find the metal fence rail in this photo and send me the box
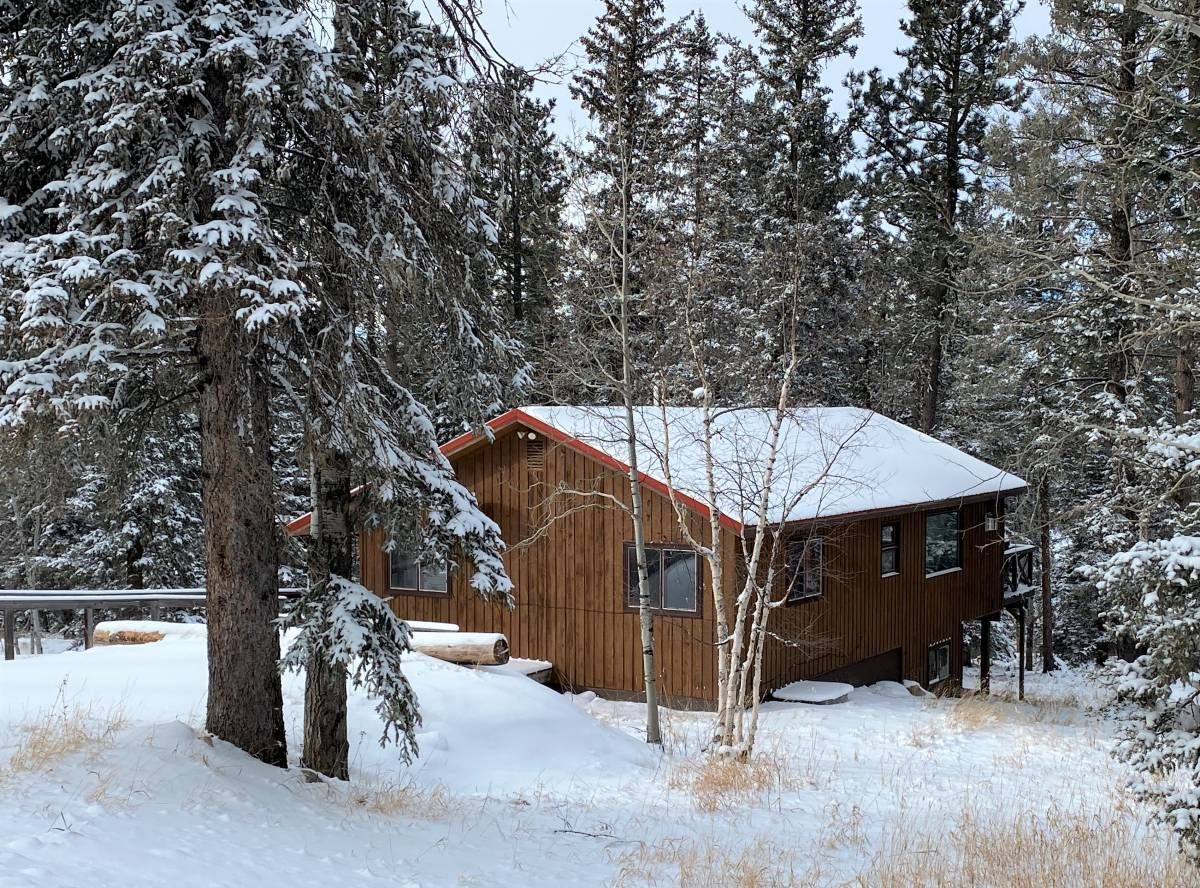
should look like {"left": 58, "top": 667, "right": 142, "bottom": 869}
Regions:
{"left": 0, "top": 587, "right": 302, "bottom": 661}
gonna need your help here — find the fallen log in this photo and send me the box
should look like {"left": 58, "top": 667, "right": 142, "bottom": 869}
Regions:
{"left": 409, "top": 631, "right": 509, "bottom": 666}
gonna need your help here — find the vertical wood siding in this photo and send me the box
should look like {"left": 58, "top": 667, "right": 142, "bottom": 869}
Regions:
{"left": 760, "top": 499, "right": 1008, "bottom": 691}
{"left": 361, "top": 424, "right": 1011, "bottom": 704}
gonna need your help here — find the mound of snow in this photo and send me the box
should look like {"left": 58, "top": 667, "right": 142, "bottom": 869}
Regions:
{"left": 368, "top": 653, "right": 656, "bottom": 792}
{"left": 0, "top": 628, "right": 655, "bottom": 798}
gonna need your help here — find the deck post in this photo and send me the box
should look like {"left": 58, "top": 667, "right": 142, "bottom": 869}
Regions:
{"left": 83, "top": 608, "right": 95, "bottom": 650}
{"left": 1016, "top": 607, "right": 1025, "bottom": 701}
{"left": 3, "top": 608, "right": 14, "bottom": 661}
{"left": 149, "top": 604, "right": 161, "bottom": 621}
{"left": 980, "top": 618, "right": 991, "bottom": 694}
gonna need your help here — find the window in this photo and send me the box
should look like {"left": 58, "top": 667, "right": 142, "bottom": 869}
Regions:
{"left": 927, "top": 640, "right": 951, "bottom": 686}
{"left": 924, "top": 509, "right": 961, "bottom": 576}
{"left": 389, "top": 549, "right": 449, "bottom": 595}
{"left": 881, "top": 522, "right": 900, "bottom": 577}
{"left": 785, "top": 537, "right": 823, "bottom": 603}
{"left": 624, "top": 544, "right": 699, "bottom": 614}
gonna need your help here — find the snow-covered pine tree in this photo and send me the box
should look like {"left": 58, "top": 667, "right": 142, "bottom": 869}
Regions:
{"left": 854, "top": 0, "right": 1023, "bottom": 433}
{"left": 742, "top": 0, "right": 863, "bottom": 405}
{"left": 0, "top": 0, "right": 332, "bottom": 765}
{"left": 273, "top": 1, "right": 521, "bottom": 776}
{"left": 465, "top": 68, "right": 566, "bottom": 342}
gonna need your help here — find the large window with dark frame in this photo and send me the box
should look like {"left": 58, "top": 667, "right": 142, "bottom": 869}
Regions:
{"left": 389, "top": 549, "right": 449, "bottom": 595}
{"left": 785, "top": 537, "right": 823, "bottom": 603}
{"left": 924, "top": 509, "right": 962, "bottom": 576}
{"left": 881, "top": 521, "right": 900, "bottom": 577}
{"left": 624, "top": 544, "right": 699, "bottom": 614}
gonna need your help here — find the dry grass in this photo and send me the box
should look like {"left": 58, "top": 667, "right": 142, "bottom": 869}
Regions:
{"left": 859, "top": 804, "right": 1195, "bottom": 887}
{"left": 0, "top": 698, "right": 127, "bottom": 781}
{"left": 942, "top": 694, "right": 1005, "bottom": 731}
{"left": 612, "top": 838, "right": 805, "bottom": 888}
{"left": 608, "top": 802, "right": 1194, "bottom": 888}
{"left": 343, "top": 780, "right": 460, "bottom": 820}
{"left": 667, "top": 748, "right": 797, "bottom": 814}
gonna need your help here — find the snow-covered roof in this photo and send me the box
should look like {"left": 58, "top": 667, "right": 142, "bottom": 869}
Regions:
{"left": 482, "top": 406, "right": 1025, "bottom": 529}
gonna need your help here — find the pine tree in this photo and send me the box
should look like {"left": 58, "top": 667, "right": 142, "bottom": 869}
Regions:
{"left": 273, "top": 1, "right": 521, "bottom": 776}
{"left": 855, "top": 0, "right": 1023, "bottom": 433}
{"left": 466, "top": 69, "right": 565, "bottom": 338}
{"left": 743, "top": 0, "right": 862, "bottom": 404}
{"left": 0, "top": 0, "right": 339, "bottom": 765}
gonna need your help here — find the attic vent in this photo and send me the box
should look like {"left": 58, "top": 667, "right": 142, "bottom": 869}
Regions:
{"left": 526, "top": 437, "right": 545, "bottom": 471}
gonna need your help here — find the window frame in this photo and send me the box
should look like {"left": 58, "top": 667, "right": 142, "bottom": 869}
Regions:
{"left": 623, "top": 542, "right": 702, "bottom": 617}
{"left": 926, "top": 639, "right": 951, "bottom": 686}
{"left": 923, "top": 508, "right": 963, "bottom": 578}
{"left": 785, "top": 536, "right": 824, "bottom": 604}
{"left": 388, "top": 549, "right": 451, "bottom": 597}
{"left": 880, "top": 521, "right": 900, "bottom": 578}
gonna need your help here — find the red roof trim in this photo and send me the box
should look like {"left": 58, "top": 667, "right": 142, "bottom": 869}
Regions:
{"left": 286, "top": 408, "right": 743, "bottom": 537}
{"left": 285, "top": 512, "right": 312, "bottom": 536}
{"left": 450, "top": 408, "right": 744, "bottom": 533}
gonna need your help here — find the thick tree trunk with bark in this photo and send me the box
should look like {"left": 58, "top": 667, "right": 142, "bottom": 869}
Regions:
{"left": 199, "top": 289, "right": 287, "bottom": 767}
{"left": 303, "top": 653, "right": 348, "bottom": 779}
{"left": 302, "top": 446, "right": 353, "bottom": 779}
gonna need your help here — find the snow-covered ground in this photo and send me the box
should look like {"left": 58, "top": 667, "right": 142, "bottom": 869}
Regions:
{"left": 0, "top": 633, "right": 1190, "bottom": 887}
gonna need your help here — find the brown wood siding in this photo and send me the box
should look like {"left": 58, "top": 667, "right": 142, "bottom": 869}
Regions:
{"left": 360, "top": 421, "right": 1012, "bottom": 704}
{"left": 760, "top": 498, "right": 1008, "bottom": 692}
{"left": 361, "top": 424, "right": 739, "bottom": 706}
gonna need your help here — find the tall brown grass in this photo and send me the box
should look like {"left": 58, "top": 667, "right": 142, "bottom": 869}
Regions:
{"left": 0, "top": 698, "right": 127, "bottom": 780}
{"left": 610, "top": 802, "right": 1195, "bottom": 887}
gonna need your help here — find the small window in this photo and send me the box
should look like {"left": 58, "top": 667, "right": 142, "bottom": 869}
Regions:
{"left": 785, "top": 537, "right": 823, "bottom": 603}
{"left": 389, "top": 549, "right": 449, "bottom": 595}
{"left": 924, "top": 509, "right": 961, "bottom": 576}
{"left": 881, "top": 522, "right": 900, "bottom": 576}
{"left": 625, "top": 544, "right": 699, "bottom": 614}
{"left": 927, "top": 640, "right": 951, "bottom": 685}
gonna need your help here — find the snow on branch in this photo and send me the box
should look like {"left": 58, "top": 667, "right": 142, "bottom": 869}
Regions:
{"left": 281, "top": 575, "right": 421, "bottom": 761}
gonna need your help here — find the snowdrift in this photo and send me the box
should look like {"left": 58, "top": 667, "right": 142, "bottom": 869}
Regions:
{"left": 0, "top": 630, "right": 655, "bottom": 795}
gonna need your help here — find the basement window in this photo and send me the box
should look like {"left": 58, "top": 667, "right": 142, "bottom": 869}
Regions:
{"left": 927, "top": 640, "right": 951, "bottom": 686}
{"left": 389, "top": 549, "right": 449, "bottom": 595}
{"left": 624, "top": 543, "right": 699, "bottom": 614}
{"left": 785, "top": 537, "right": 823, "bottom": 603}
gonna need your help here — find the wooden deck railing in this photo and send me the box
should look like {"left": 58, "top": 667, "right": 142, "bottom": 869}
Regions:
{"left": 1002, "top": 543, "right": 1036, "bottom": 603}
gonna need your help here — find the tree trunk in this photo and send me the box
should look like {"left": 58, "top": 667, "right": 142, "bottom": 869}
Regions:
{"left": 1038, "top": 478, "right": 1055, "bottom": 672}
{"left": 302, "top": 444, "right": 354, "bottom": 779}
{"left": 1025, "top": 605, "right": 1036, "bottom": 672}
{"left": 199, "top": 288, "right": 287, "bottom": 767}
{"left": 303, "top": 654, "right": 348, "bottom": 780}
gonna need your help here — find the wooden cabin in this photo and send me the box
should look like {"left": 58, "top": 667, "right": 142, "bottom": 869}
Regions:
{"left": 290, "top": 406, "right": 1030, "bottom": 707}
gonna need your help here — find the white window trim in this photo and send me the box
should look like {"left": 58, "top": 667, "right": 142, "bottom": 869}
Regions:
{"left": 924, "top": 566, "right": 963, "bottom": 579}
